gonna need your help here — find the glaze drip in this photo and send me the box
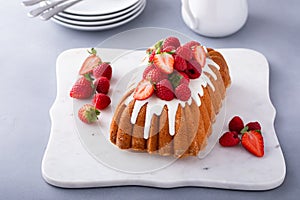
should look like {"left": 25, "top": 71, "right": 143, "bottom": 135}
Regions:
{"left": 124, "top": 57, "right": 220, "bottom": 139}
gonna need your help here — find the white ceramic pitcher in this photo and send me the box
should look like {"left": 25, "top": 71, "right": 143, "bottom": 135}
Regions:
{"left": 181, "top": 0, "right": 248, "bottom": 37}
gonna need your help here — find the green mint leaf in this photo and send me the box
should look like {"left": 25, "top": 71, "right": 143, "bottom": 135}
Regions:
{"left": 154, "top": 40, "right": 163, "bottom": 49}
{"left": 168, "top": 72, "right": 182, "bottom": 89}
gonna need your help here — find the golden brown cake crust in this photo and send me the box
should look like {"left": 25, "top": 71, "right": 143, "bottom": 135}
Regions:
{"left": 147, "top": 114, "right": 159, "bottom": 153}
{"left": 109, "top": 48, "right": 231, "bottom": 157}
{"left": 207, "top": 49, "right": 231, "bottom": 88}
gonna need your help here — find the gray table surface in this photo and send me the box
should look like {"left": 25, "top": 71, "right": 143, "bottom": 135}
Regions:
{"left": 1, "top": 0, "right": 299, "bottom": 199}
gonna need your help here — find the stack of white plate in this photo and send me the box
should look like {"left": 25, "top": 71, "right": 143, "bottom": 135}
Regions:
{"left": 51, "top": 0, "right": 146, "bottom": 31}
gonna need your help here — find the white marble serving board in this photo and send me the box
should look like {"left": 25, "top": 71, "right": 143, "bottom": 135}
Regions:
{"left": 42, "top": 48, "right": 286, "bottom": 190}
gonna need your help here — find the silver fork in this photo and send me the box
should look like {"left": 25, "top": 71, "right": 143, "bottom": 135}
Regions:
{"left": 24, "top": 0, "right": 82, "bottom": 20}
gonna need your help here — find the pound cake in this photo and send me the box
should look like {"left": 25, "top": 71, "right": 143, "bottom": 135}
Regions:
{"left": 110, "top": 37, "right": 231, "bottom": 158}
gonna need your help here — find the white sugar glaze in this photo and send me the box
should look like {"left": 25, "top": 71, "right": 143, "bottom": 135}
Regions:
{"left": 124, "top": 57, "right": 220, "bottom": 139}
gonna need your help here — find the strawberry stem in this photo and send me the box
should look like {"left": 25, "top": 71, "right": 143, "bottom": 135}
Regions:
{"left": 83, "top": 73, "right": 94, "bottom": 82}
{"left": 240, "top": 126, "right": 249, "bottom": 134}
{"left": 87, "top": 48, "right": 97, "bottom": 55}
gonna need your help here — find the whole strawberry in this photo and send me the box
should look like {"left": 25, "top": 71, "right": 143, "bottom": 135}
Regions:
{"left": 143, "top": 64, "right": 155, "bottom": 79}
{"left": 155, "top": 79, "right": 174, "bottom": 101}
{"left": 219, "top": 131, "right": 240, "bottom": 147}
{"left": 241, "top": 130, "right": 264, "bottom": 157}
{"left": 93, "top": 62, "right": 112, "bottom": 80}
{"left": 228, "top": 116, "right": 244, "bottom": 133}
{"left": 94, "top": 77, "right": 110, "bottom": 94}
{"left": 92, "top": 93, "right": 111, "bottom": 110}
{"left": 175, "top": 83, "right": 191, "bottom": 101}
{"left": 78, "top": 104, "right": 100, "bottom": 124}
{"left": 246, "top": 121, "right": 262, "bottom": 131}
{"left": 70, "top": 75, "right": 94, "bottom": 99}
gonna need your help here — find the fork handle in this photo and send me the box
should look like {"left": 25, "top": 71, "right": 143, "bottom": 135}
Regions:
{"left": 22, "top": 0, "right": 45, "bottom": 6}
{"left": 27, "top": 0, "right": 68, "bottom": 17}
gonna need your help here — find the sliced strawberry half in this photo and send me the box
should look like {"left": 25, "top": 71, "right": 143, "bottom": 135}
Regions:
{"left": 193, "top": 45, "right": 206, "bottom": 68}
{"left": 133, "top": 79, "right": 154, "bottom": 100}
{"left": 79, "top": 48, "right": 102, "bottom": 75}
{"left": 153, "top": 52, "right": 174, "bottom": 74}
{"left": 241, "top": 130, "right": 264, "bottom": 157}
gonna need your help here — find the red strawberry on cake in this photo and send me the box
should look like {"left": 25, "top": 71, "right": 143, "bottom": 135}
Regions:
{"left": 153, "top": 52, "right": 174, "bottom": 74}
{"left": 133, "top": 79, "right": 154, "bottom": 100}
{"left": 156, "top": 79, "right": 175, "bottom": 101}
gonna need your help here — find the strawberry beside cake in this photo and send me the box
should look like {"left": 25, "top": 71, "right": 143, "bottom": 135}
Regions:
{"left": 110, "top": 37, "right": 231, "bottom": 158}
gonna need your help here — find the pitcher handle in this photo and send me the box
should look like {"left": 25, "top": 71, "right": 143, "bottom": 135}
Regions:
{"left": 182, "top": 0, "right": 198, "bottom": 29}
